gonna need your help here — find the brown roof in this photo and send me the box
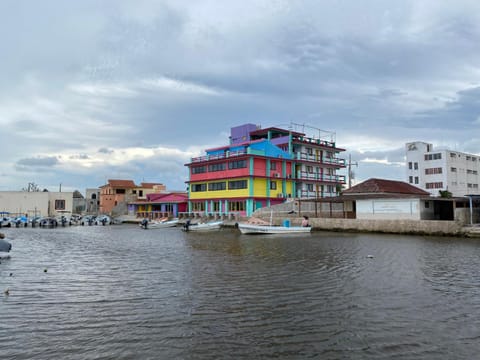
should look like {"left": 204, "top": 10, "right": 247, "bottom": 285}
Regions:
{"left": 342, "top": 178, "right": 430, "bottom": 196}
{"left": 105, "top": 179, "right": 137, "bottom": 188}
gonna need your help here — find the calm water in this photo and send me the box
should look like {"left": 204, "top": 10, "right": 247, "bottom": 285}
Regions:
{"left": 1, "top": 225, "right": 480, "bottom": 359}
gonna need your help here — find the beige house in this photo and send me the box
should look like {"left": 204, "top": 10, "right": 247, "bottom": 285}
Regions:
{"left": 0, "top": 191, "right": 74, "bottom": 218}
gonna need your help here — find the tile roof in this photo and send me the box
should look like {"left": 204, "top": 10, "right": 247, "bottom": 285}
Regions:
{"left": 342, "top": 178, "right": 430, "bottom": 196}
{"left": 106, "top": 179, "right": 137, "bottom": 188}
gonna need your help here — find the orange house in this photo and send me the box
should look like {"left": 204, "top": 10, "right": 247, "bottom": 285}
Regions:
{"left": 99, "top": 180, "right": 166, "bottom": 214}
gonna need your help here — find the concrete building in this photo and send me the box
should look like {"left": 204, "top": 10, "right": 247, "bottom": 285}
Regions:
{"left": 0, "top": 191, "right": 74, "bottom": 218}
{"left": 406, "top": 141, "right": 480, "bottom": 197}
{"left": 185, "top": 123, "right": 345, "bottom": 217}
{"left": 85, "top": 188, "right": 100, "bottom": 214}
{"left": 99, "top": 180, "right": 166, "bottom": 215}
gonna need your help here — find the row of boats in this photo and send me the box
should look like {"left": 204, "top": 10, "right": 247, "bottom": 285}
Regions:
{"left": 139, "top": 217, "right": 312, "bottom": 234}
{"left": 0, "top": 214, "right": 116, "bottom": 228}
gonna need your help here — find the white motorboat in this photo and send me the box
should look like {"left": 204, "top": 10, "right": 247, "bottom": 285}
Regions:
{"left": 182, "top": 220, "right": 223, "bottom": 232}
{"left": 237, "top": 223, "right": 312, "bottom": 235}
{"left": 140, "top": 218, "right": 179, "bottom": 229}
{"left": 0, "top": 236, "right": 12, "bottom": 259}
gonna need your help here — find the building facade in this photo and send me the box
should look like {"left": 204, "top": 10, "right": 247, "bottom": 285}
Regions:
{"left": 0, "top": 191, "right": 74, "bottom": 218}
{"left": 99, "top": 180, "right": 166, "bottom": 214}
{"left": 406, "top": 141, "right": 480, "bottom": 197}
{"left": 185, "top": 123, "right": 346, "bottom": 217}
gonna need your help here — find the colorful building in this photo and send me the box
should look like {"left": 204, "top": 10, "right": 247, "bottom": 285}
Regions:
{"left": 129, "top": 192, "right": 188, "bottom": 219}
{"left": 185, "top": 123, "right": 346, "bottom": 217}
{"left": 99, "top": 179, "right": 166, "bottom": 214}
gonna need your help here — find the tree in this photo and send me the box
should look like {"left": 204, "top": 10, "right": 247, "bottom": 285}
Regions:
{"left": 22, "top": 182, "right": 41, "bottom": 192}
{"left": 439, "top": 190, "right": 452, "bottom": 198}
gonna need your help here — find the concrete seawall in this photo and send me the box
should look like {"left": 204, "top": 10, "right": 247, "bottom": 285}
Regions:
{"left": 251, "top": 215, "right": 472, "bottom": 237}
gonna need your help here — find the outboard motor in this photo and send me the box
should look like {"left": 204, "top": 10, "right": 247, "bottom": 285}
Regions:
{"left": 88, "top": 218, "right": 93, "bottom": 226}
{"left": 140, "top": 218, "right": 149, "bottom": 229}
{"left": 101, "top": 217, "right": 107, "bottom": 226}
{"left": 61, "top": 216, "right": 67, "bottom": 227}
{"left": 184, "top": 219, "right": 191, "bottom": 232}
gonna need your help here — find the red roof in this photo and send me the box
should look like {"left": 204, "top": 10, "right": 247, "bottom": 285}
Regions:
{"left": 140, "top": 182, "right": 164, "bottom": 189}
{"left": 146, "top": 193, "right": 188, "bottom": 203}
{"left": 342, "top": 178, "right": 430, "bottom": 196}
{"left": 102, "top": 179, "right": 137, "bottom": 188}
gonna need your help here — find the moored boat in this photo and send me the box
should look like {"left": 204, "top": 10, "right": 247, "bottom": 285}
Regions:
{"left": 237, "top": 223, "right": 312, "bottom": 235}
{"left": 182, "top": 220, "right": 223, "bottom": 232}
{"left": 140, "top": 218, "right": 179, "bottom": 229}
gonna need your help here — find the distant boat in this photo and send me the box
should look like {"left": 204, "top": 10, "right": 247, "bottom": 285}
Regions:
{"left": 237, "top": 223, "right": 312, "bottom": 235}
{"left": 182, "top": 220, "right": 223, "bottom": 232}
{"left": 140, "top": 218, "right": 179, "bottom": 229}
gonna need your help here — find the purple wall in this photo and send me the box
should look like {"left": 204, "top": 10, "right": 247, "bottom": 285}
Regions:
{"left": 230, "top": 124, "right": 258, "bottom": 144}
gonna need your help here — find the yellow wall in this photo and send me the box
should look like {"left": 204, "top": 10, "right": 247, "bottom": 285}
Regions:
{"left": 189, "top": 179, "right": 294, "bottom": 199}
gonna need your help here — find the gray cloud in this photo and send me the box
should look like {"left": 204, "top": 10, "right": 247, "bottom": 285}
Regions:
{"left": 1, "top": 1, "right": 480, "bottom": 192}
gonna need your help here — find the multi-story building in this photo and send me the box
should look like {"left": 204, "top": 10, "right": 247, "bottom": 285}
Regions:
{"left": 406, "top": 141, "right": 480, "bottom": 197}
{"left": 185, "top": 123, "right": 346, "bottom": 217}
{"left": 99, "top": 180, "right": 166, "bottom": 214}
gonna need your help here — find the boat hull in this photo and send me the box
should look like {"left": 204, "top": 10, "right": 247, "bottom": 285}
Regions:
{"left": 238, "top": 223, "right": 312, "bottom": 235}
{"left": 140, "top": 219, "right": 179, "bottom": 229}
{"left": 183, "top": 221, "right": 223, "bottom": 232}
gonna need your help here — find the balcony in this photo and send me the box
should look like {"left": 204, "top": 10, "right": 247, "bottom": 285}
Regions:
{"left": 296, "top": 171, "right": 346, "bottom": 184}
{"left": 295, "top": 152, "right": 346, "bottom": 166}
{"left": 191, "top": 149, "right": 247, "bottom": 163}
{"left": 297, "top": 190, "right": 338, "bottom": 199}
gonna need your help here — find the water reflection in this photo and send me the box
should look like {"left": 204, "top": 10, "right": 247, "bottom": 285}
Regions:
{"left": 1, "top": 226, "right": 480, "bottom": 359}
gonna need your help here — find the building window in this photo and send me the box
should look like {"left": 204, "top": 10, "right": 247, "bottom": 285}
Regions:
{"left": 414, "top": 162, "right": 418, "bottom": 170}
{"left": 415, "top": 177, "right": 419, "bottom": 184}
{"left": 425, "top": 153, "right": 442, "bottom": 161}
{"left": 208, "top": 163, "right": 226, "bottom": 172}
{"left": 271, "top": 161, "right": 277, "bottom": 170}
{"left": 426, "top": 182, "right": 443, "bottom": 189}
{"left": 451, "top": 167, "right": 457, "bottom": 172}
{"left": 191, "top": 202, "right": 205, "bottom": 211}
{"left": 228, "top": 180, "right": 248, "bottom": 190}
{"left": 139, "top": 190, "right": 143, "bottom": 197}
{"left": 208, "top": 182, "right": 226, "bottom": 191}
{"left": 425, "top": 167, "right": 443, "bottom": 175}
{"left": 270, "top": 181, "right": 277, "bottom": 190}
{"left": 228, "top": 201, "right": 245, "bottom": 211}
{"left": 450, "top": 152, "right": 456, "bottom": 158}
{"left": 408, "top": 162, "right": 412, "bottom": 169}
{"left": 55, "top": 199, "right": 65, "bottom": 210}
{"left": 307, "top": 184, "right": 314, "bottom": 192}
{"left": 192, "top": 166, "right": 206, "bottom": 174}
{"left": 191, "top": 183, "right": 207, "bottom": 192}
{"left": 229, "top": 160, "right": 247, "bottom": 169}
{"left": 409, "top": 176, "right": 413, "bottom": 183}
{"left": 306, "top": 166, "right": 313, "bottom": 173}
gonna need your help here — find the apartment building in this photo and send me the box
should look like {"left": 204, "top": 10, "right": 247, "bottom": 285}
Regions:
{"left": 406, "top": 141, "right": 480, "bottom": 197}
{"left": 185, "top": 123, "right": 346, "bottom": 216}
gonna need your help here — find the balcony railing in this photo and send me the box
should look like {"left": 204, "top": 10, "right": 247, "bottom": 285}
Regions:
{"left": 297, "top": 190, "right": 338, "bottom": 199}
{"left": 291, "top": 135, "right": 336, "bottom": 148}
{"left": 295, "top": 152, "right": 346, "bottom": 166}
{"left": 191, "top": 149, "right": 247, "bottom": 163}
{"left": 296, "top": 171, "right": 346, "bottom": 183}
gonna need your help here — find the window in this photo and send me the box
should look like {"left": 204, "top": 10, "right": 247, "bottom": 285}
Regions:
{"left": 208, "top": 163, "right": 226, "bottom": 172}
{"left": 55, "top": 199, "right": 65, "bottom": 210}
{"left": 116, "top": 189, "right": 126, "bottom": 194}
{"left": 408, "top": 162, "right": 412, "bottom": 169}
{"left": 191, "top": 183, "right": 206, "bottom": 192}
{"left": 451, "top": 167, "right": 457, "bottom": 172}
{"left": 307, "top": 184, "right": 314, "bottom": 192}
{"left": 229, "top": 160, "right": 247, "bottom": 169}
{"left": 409, "top": 176, "right": 413, "bottom": 183}
{"left": 228, "top": 180, "right": 247, "bottom": 190}
{"left": 191, "top": 202, "right": 205, "bottom": 211}
{"left": 228, "top": 201, "right": 245, "bottom": 211}
{"left": 425, "top": 167, "right": 443, "bottom": 175}
{"left": 425, "top": 153, "right": 442, "bottom": 161}
{"left": 306, "top": 166, "right": 313, "bottom": 173}
{"left": 414, "top": 162, "right": 418, "bottom": 170}
{"left": 139, "top": 190, "right": 143, "bottom": 197}
{"left": 270, "top": 181, "right": 277, "bottom": 190}
{"left": 450, "top": 152, "right": 456, "bottom": 158}
{"left": 271, "top": 161, "right": 277, "bottom": 170}
{"left": 425, "top": 182, "right": 443, "bottom": 189}
{"left": 415, "top": 177, "right": 419, "bottom": 184}
{"left": 208, "top": 182, "right": 226, "bottom": 191}
{"left": 192, "top": 166, "right": 206, "bottom": 174}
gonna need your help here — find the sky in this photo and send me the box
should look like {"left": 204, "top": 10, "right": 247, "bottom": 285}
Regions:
{"left": 1, "top": 0, "right": 480, "bottom": 194}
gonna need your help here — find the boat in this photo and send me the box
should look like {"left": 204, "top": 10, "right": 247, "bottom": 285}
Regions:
{"left": 140, "top": 218, "right": 179, "bottom": 229}
{"left": 237, "top": 223, "right": 312, "bottom": 234}
{"left": 182, "top": 220, "right": 223, "bottom": 232}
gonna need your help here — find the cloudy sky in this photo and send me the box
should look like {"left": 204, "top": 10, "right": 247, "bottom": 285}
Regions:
{"left": 1, "top": 0, "right": 480, "bottom": 193}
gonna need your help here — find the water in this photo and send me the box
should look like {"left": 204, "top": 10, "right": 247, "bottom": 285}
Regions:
{"left": 1, "top": 225, "right": 480, "bottom": 359}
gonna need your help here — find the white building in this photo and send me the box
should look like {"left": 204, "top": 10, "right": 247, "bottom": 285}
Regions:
{"left": 406, "top": 141, "right": 480, "bottom": 197}
{"left": 0, "top": 191, "right": 73, "bottom": 218}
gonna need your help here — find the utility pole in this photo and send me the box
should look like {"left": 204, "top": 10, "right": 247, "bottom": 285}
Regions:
{"left": 348, "top": 154, "right": 358, "bottom": 189}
